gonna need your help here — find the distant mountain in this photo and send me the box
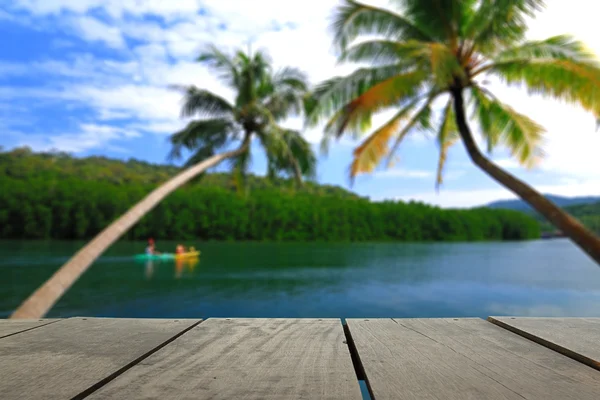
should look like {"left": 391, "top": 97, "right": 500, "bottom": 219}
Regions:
{"left": 486, "top": 195, "right": 600, "bottom": 213}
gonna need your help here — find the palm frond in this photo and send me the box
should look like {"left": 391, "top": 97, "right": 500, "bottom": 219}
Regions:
{"left": 265, "top": 89, "right": 304, "bottom": 120}
{"left": 319, "top": 69, "right": 429, "bottom": 140}
{"left": 197, "top": 44, "right": 240, "bottom": 88}
{"left": 385, "top": 92, "right": 440, "bottom": 168}
{"left": 170, "top": 85, "right": 235, "bottom": 119}
{"left": 281, "top": 129, "right": 318, "bottom": 181}
{"left": 435, "top": 98, "right": 459, "bottom": 190}
{"left": 392, "top": 0, "right": 476, "bottom": 44}
{"left": 471, "top": 85, "right": 545, "bottom": 167}
{"left": 306, "top": 65, "right": 417, "bottom": 125}
{"left": 464, "top": 0, "right": 545, "bottom": 53}
{"left": 273, "top": 67, "right": 309, "bottom": 91}
{"left": 428, "top": 43, "right": 465, "bottom": 87}
{"left": 340, "top": 39, "right": 413, "bottom": 65}
{"left": 332, "top": 0, "right": 432, "bottom": 51}
{"left": 349, "top": 112, "right": 406, "bottom": 181}
{"left": 258, "top": 128, "right": 317, "bottom": 183}
{"left": 489, "top": 35, "right": 596, "bottom": 64}
{"left": 487, "top": 58, "right": 600, "bottom": 118}
{"left": 168, "top": 118, "right": 236, "bottom": 164}
{"left": 349, "top": 93, "right": 436, "bottom": 182}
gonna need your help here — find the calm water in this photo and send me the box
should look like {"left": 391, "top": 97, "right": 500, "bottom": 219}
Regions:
{"left": 1, "top": 239, "right": 600, "bottom": 319}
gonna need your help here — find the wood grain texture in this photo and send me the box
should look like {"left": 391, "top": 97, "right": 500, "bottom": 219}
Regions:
{"left": 347, "top": 318, "right": 600, "bottom": 400}
{"left": 489, "top": 317, "right": 600, "bottom": 371}
{"left": 0, "top": 319, "right": 60, "bottom": 338}
{"left": 88, "top": 318, "right": 362, "bottom": 400}
{"left": 0, "top": 317, "right": 200, "bottom": 400}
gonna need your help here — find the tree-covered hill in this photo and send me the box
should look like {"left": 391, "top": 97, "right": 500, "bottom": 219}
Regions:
{"left": 487, "top": 195, "right": 600, "bottom": 213}
{"left": 0, "top": 146, "right": 357, "bottom": 198}
{"left": 0, "top": 147, "right": 540, "bottom": 242}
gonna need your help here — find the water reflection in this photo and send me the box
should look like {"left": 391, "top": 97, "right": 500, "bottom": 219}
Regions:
{"left": 142, "top": 257, "right": 200, "bottom": 280}
{"left": 145, "top": 260, "right": 154, "bottom": 280}
{"left": 2, "top": 239, "right": 600, "bottom": 319}
{"left": 175, "top": 257, "right": 199, "bottom": 279}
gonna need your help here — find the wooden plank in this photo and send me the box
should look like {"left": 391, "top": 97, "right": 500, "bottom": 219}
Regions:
{"left": 0, "top": 319, "right": 60, "bottom": 338}
{"left": 88, "top": 318, "right": 362, "bottom": 400}
{"left": 0, "top": 317, "right": 200, "bottom": 400}
{"left": 489, "top": 317, "right": 600, "bottom": 371}
{"left": 347, "top": 318, "right": 600, "bottom": 400}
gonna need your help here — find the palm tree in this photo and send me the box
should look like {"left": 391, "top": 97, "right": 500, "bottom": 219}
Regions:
{"left": 306, "top": 0, "right": 600, "bottom": 264}
{"left": 11, "top": 45, "right": 316, "bottom": 319}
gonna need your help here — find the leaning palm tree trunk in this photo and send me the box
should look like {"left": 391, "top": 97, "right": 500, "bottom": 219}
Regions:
{"left": 452, "top": 88, "right": 600, "bottom": 264}
{"left": 10, "top": 140, "right": 250, "bottom": 319}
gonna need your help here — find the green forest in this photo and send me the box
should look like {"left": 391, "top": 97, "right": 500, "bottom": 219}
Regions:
{"left": 0, "top": 148, "right": 541, "bottom": 242}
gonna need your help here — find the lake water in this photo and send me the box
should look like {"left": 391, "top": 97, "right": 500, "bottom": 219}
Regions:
{"left": 1, "top": 239, "right": 600, "bottom": 319}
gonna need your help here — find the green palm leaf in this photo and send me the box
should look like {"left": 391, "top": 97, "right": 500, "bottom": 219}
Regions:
{"left": 197, "top": 44, "right": 241, "bottom": 89}
{"left": 332, "top": 0, "right": 432, "bottom": 51}
{"left": 170, "top": 85, "right": 235, "bottom": 119}
{"left": 464, "top": 0, "right": 545, "bottom": 53}
{"left": 471, "top": 86, "right": 545, "bottom": 166}
{"left": 168, "top": 118, "right": 236, "bottom": 165}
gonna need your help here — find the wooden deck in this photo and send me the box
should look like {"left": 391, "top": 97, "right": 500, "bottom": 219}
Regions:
{"left": 1, "top": 317, "right": 599, "bottom": 399}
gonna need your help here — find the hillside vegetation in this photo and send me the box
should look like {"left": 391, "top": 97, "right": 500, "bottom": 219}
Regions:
{"left": 0, "top": 147, "right": 540, "bottom": 242}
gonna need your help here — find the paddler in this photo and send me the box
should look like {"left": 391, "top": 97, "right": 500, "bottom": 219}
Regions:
{"left": 146, "top": 238, "right": 160, "bottom": 255}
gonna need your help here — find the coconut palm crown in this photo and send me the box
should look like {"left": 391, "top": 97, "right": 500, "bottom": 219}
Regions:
{"left": 170, "top": 44, "right": 316, "bottom": 187}
{"left": 307, "top": 0, "right": 600, "bottom": 264}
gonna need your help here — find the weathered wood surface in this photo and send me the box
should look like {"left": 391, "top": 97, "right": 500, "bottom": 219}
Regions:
{"left": 88, "top": 318, "right": 362, "bottom": 400}
{"left": 489, "top": 317, "right": 600, "bottom": 370}
{"left": 0, "top": 318, "right": 60, "bottom": 338}
{"left": 347, "top": 318, "right": 600, "bottom": 400}
{"left": 0, "top": 317, "right": 200, "bottom": 400}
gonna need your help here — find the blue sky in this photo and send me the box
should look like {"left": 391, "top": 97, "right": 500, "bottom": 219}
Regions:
{"left": 1, "top": 0, "right": 600, "bottom": 207}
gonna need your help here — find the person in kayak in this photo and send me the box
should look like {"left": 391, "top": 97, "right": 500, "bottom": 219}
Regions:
{"left": 175, "top": 244, "right": 186, "bottom": 254}
{"left": 146, "top": 238, "right": 160, "bottom": 255}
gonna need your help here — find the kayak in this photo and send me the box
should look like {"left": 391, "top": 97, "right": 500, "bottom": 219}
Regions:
{"left": 175, "top": 251, "right": 200, "bottom": 259}
{"left": 134, "top": 251, "right": 200, "bottom": 261}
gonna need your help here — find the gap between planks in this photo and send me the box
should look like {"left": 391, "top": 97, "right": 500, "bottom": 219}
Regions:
{"left": 0, "top": 319, "right": 63, "bottom": 339}
{"left": 72, "top": 319, "right": 205, "bottom": 399}
{"left": 342, "top": 318, "right": 375, "bottom": 400}
{"left": 487, "top": 317, "right": 600, "bottom": 372}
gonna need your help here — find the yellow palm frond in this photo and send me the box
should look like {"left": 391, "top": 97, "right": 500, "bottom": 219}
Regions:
{"left": 349, "top": 108, "right": 413, "bottom": 180}
{"left": 436, "top": 99, "right": 460, "bottom": 189}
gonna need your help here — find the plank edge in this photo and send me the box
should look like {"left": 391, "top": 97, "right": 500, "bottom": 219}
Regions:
{"left": 0, "top": 319, "right": 64, "bottom": 339}
{"left": 71, "top": 319, "right": 204, "bottom": 400}
{"left": 487, "top": 316, "right": 600, "bottom": 372}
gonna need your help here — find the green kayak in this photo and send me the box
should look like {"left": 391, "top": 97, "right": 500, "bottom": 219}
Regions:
{"left": 134, "top": 251, "right": 200, "bottom": 261}
{"left": 134, "top": 253, "right": 175, "bottom": 261}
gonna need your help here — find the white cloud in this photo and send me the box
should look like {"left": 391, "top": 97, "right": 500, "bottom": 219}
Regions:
{"left": 398, "top": 187, "right": 518, "bottom": 208}
{"left": 374, "top": 169, "right": 433, "bottom": 179}
{"left": 69, "top": 16, "right": 126, "bottom": 49}
{"left": 10, "top": 0, "right": 202, "bottom": 19}
{"left": 17, "top": 123, "right": 140, "bottom": 153}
